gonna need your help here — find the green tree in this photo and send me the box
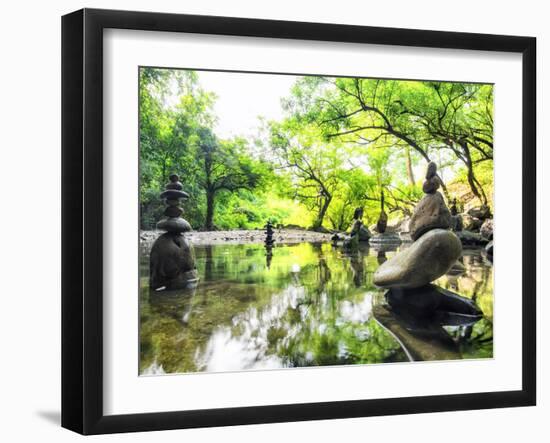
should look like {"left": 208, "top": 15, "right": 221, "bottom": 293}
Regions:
{"left": 195, "top": 129, "right": 265, "bottom": 230}
{"left": 139, "top": 67, "right": 216, "bottom": 228}
{"left": 268, "top": 120, "right": 347, "bottom": 230}
{"left": 288, "top": 77, "right": 493, "bottom": 207}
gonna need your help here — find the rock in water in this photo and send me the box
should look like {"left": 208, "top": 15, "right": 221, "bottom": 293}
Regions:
{"left": 150, "top": 174, "right": 198, "bottom": 290}
{"left": 408, "top": 191, "right": 451, "bottom": 240}
{"left": 385, "top": 284, "right": 483, "bottom": 319}
{"left": 373, "top": 229, "right": 462, "bottom": 288}
{"left": 150, "top": 233, "right": 198, "bottom": 290}
{"left": 350, "top": 219, "right": 371, "bottom": 241}
{"left": 456, "top": 230, "right": 489, "bottom": 246}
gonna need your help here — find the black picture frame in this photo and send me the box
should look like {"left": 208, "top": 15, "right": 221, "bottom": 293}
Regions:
{"left": 61, "top": 8, "right": 536, "bottom": 435}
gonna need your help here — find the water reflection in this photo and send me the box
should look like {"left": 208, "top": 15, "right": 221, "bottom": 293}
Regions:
{"left": 139, "top": 242, "right": 493, "bottom": 374}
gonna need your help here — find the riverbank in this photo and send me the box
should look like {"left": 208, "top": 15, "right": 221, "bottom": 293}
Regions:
{"left": 140, "top": 228, "right": 333, "bottom": 249}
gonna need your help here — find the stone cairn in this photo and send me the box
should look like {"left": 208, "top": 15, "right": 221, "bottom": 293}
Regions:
{"left": 265, "top": 220, "right": 275, "bottom": 247}
{"left": 373, "top": 162, "right": 462, "bottom": 289}
{"left": 375, "top": 192, "right": 388, "bottom": 234}
{"left": 370, "top": 191, "right": 401, "bottom": 247}
{"left": 150, "top": 174, "right": 199, "bottom": 291}
{"left": 449, "top": 198, "right": 463, "bottom": 232}
{"left": 350, "top": 207, "right": 371, "bottom": 242}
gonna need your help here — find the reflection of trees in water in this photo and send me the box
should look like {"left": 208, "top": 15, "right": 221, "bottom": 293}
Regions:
{"left": 373, "top": 304, "right": 461, "bottom": 361}
{"left": 140, "top": 243, "right": 493, "bottom": 374}
{"left": 265, "top": 245, "right": 273, "bottom": 269}
{"left": 435, "top": 251, "right": 493, "bottom": 357}
{"left": 204, "top": 244, "right": 213, "bottom": 281}
{"left": 350, "top": 249, "right": 367, "bottom": 287}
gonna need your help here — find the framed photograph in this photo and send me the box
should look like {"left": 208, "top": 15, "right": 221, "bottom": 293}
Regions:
{"left": 62, "top": 8, "right": 536, "bottom": 435}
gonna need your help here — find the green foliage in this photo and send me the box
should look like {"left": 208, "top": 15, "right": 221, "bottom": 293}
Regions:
{"left": 139, "top": 67, "right": 493, "bottom": 231}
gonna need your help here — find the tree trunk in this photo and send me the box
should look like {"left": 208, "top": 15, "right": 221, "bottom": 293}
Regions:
{"left": 466, "top": 167, "right": 486, "bottom": 205}
{"left": 313, "top": 195, "right": 332, "bottom": 229}
{"left": 473, "top": 175, "right": 489, "bottom": 206}
{"left": 460, "top": 141, "right": 488, "bottom": 206}
{"left": 205, "top": 190, "right": 215, "bottom": 230}
{"left": 405, "top": 146, "right": 415, "bottom": 185}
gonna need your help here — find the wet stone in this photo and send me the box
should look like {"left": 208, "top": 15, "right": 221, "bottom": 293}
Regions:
{"left": 150, "top": 232, "right": 198, "bottom": 290}
{"left": 385, "top": 284, "right": 483, "bottom": 319}
{"left": 373, "top": 229, "right": 462, "bottom": 289}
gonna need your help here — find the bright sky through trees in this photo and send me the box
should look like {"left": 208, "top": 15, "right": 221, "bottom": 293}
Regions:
{"left": 191, "top": 70, "right": 299, "bottom": 139}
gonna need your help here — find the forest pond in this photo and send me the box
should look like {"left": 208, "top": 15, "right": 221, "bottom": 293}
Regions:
{"left": 139, "top": 242, "right": 493, "bottom": 375}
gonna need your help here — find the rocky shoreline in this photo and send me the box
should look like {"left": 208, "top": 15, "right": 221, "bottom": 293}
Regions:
{"left": 140, "top": 228, "right": 333, "bottom": 249}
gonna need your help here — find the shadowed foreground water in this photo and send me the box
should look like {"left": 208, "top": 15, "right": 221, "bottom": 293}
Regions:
{"left": 139, "top": 242, "right": 493, "bottom": 375}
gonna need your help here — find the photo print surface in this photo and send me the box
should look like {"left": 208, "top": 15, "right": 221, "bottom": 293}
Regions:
{"left": 138, "top": 67, "right": 494, "bottom": 375}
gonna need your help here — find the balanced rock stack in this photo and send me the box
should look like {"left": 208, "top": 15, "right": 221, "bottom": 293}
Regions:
{"left": 265, "top": 220, "right": 275, "bottom": 246}
{"left": 150, "top": 174, "right": 199, "bottom": 291}
{"left": 350, "top": 207, "right": 371, "bottom": 242}
{"left": 373, "top": 162, "right": 462, "bottom": 289}
{"left": 449, "top": 199, "right": 463, "bottom": 232}
{"left": 375, "top": 192, "right": 388, "bottom": 234}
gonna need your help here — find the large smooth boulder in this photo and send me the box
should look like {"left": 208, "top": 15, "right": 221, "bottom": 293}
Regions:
{"left": 373, "top": 229, "right": 462, "bottom": 289}
{"left": 408, "top": 192, "right": 451, "bottom": 241}
{"left": 150, "top": 232, "right": 199, "bottom": 290}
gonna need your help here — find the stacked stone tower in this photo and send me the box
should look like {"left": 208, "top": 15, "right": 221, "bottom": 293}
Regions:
{"left": 150, "top": 174, "right": 199, "bottom": 291}
{"left": 265, "top": 220, "right": 275, "bottom": 247}
{"left": 374, "top": 162, "right": 461, "bottom": 289}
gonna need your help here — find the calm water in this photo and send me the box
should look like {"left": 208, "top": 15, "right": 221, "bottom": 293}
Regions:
{"left": 139, "top": 241, "right": 493, "bottom": 375}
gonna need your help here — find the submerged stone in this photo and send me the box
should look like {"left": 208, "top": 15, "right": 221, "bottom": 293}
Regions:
{"left": 385, "top": 284, "right": 483, "bottom": 319}
{"left": 372, "top": 304, "right": 461, "bottom": 362}
{"left": 373, "top": 229, "right": 462, "bottom": 289}
{"left": 150, "top": 233, "right": 199, "bottom": 290}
